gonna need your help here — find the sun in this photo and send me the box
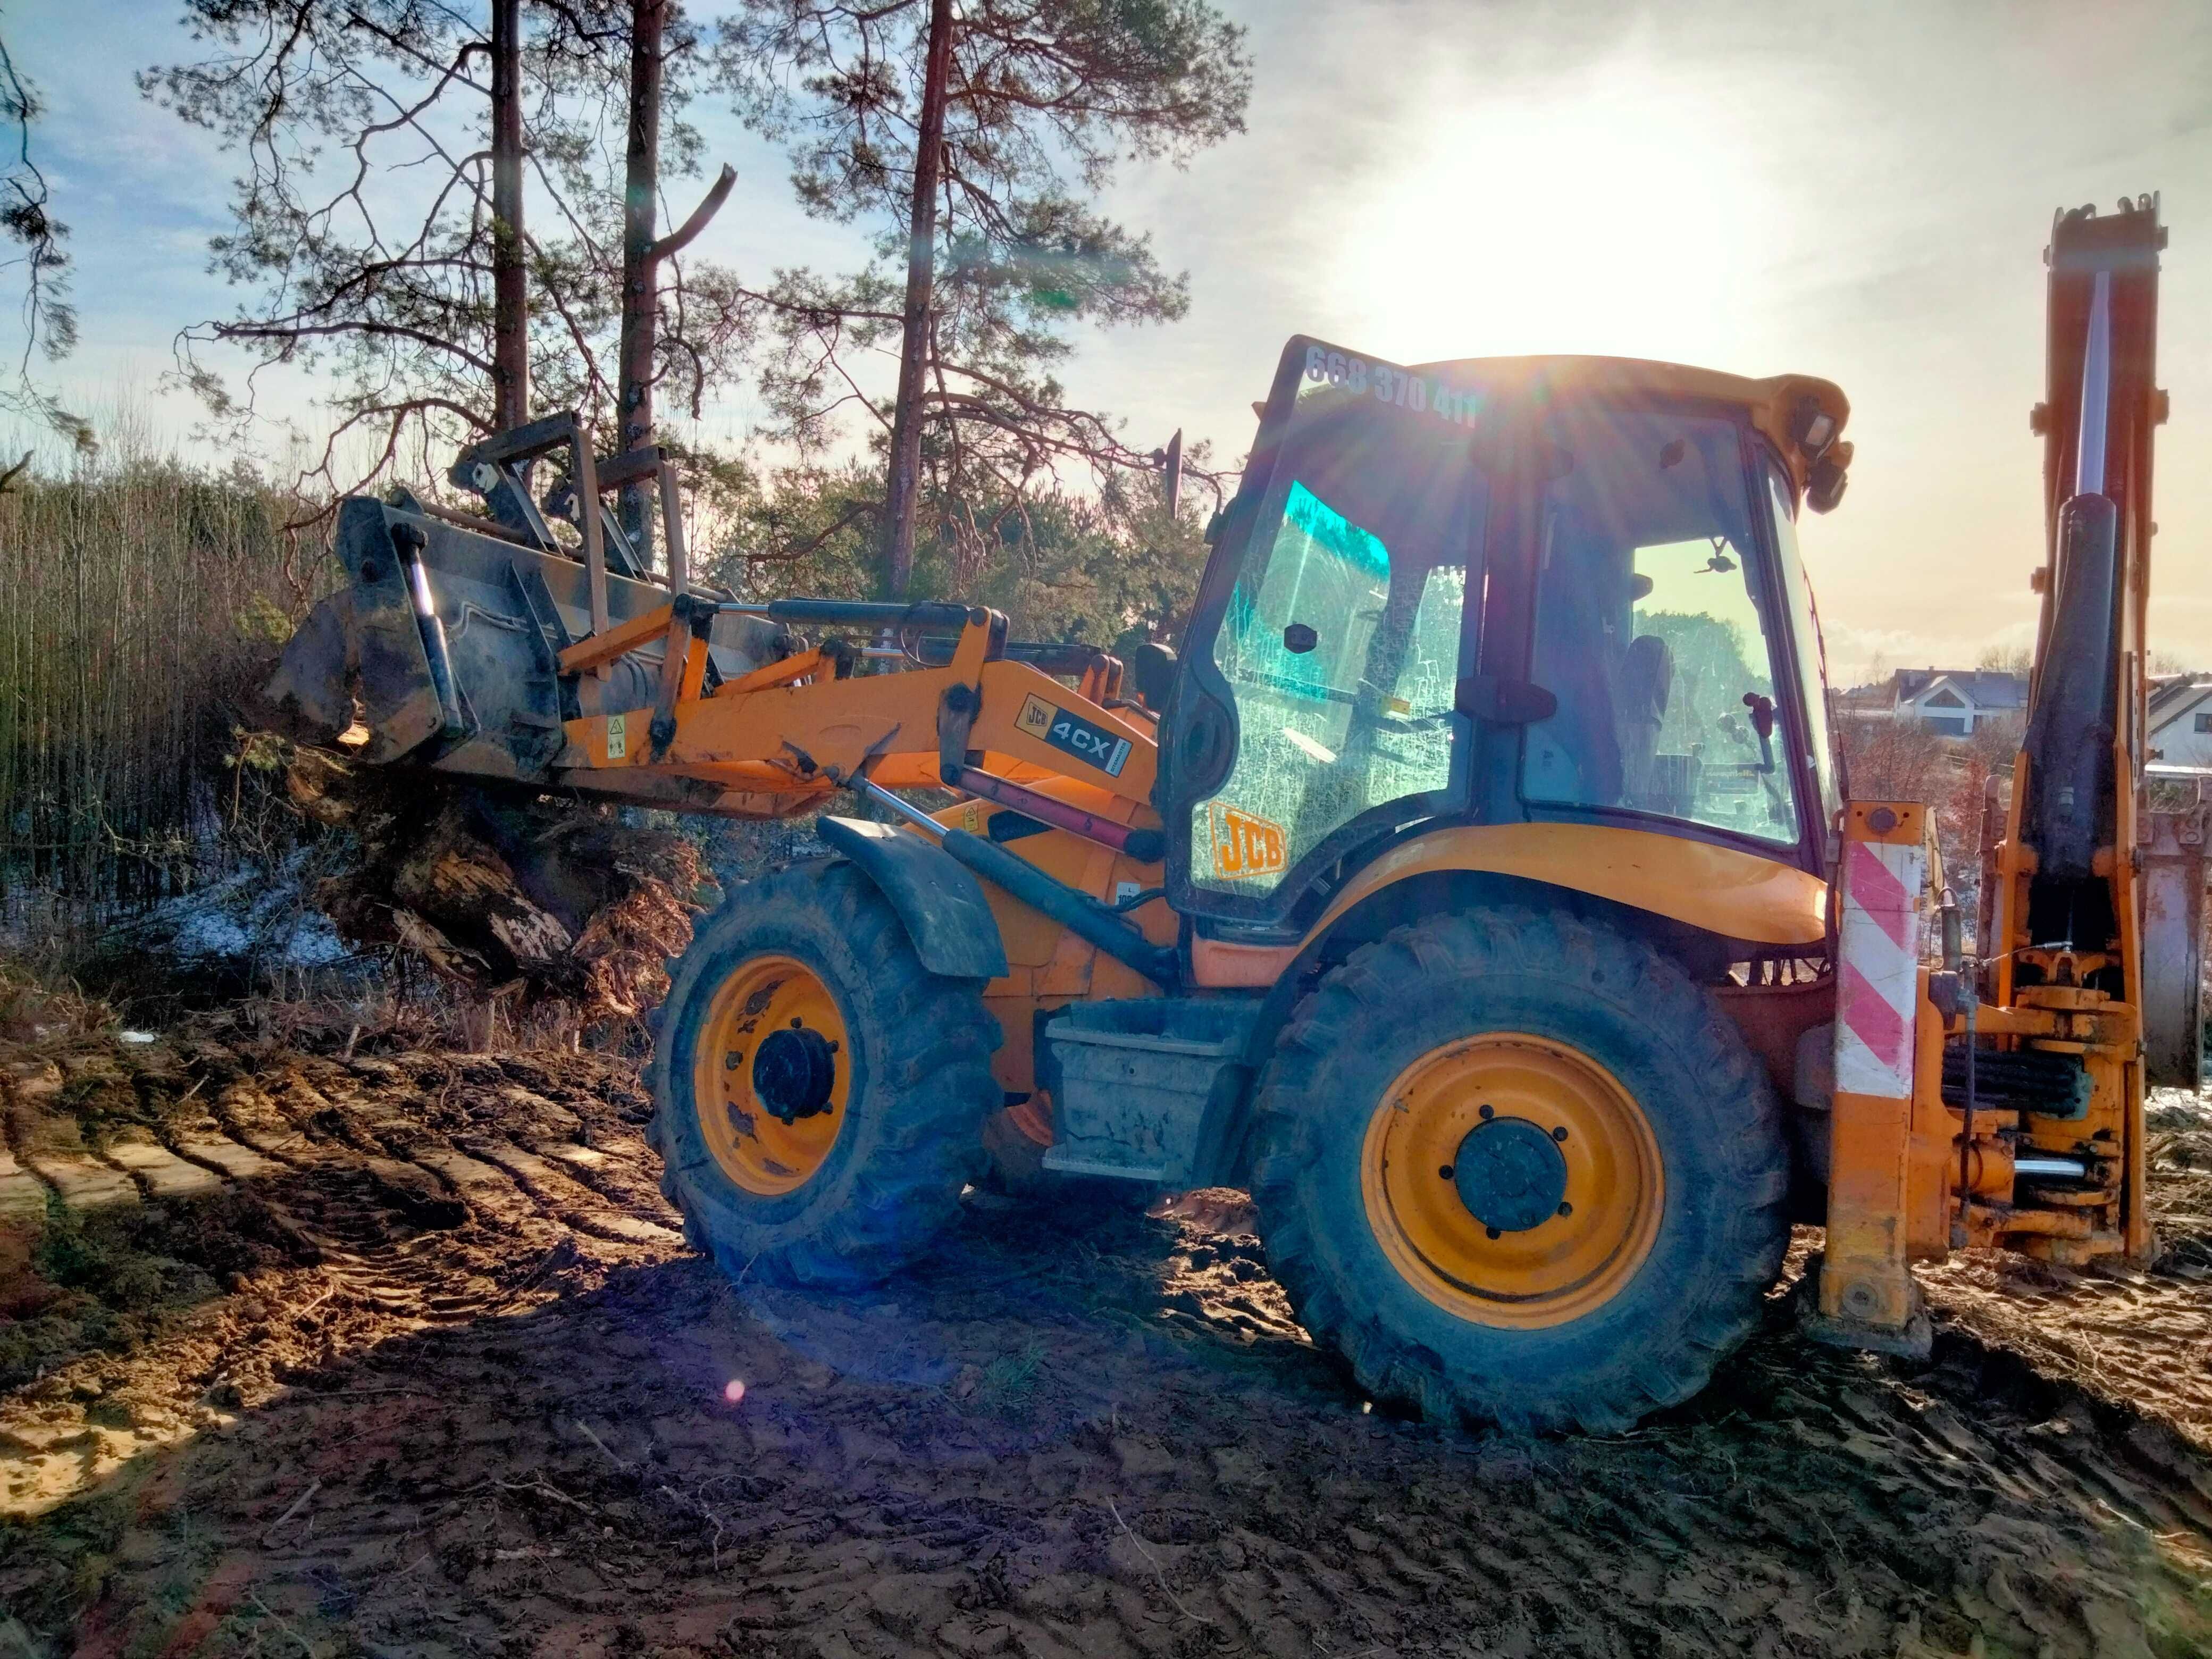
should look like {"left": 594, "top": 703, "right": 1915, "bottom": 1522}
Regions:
{"left": 1331, "top": 65, "right": 1779, "bottom": 371}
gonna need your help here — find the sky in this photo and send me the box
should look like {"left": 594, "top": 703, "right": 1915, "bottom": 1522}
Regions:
{"left": 10, "top": 0, "right": 2212, "bottom": 682}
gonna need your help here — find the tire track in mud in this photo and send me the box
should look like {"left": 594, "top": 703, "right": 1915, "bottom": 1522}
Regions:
{"left": 7, "top": 1036, "right": 2212, "bottom": 1656}
{"left": 0, "top": 1036, "right": 687, "bottom": 1529}
{"left": 186, "top": 1048, "right": 688, "bottom": 1334}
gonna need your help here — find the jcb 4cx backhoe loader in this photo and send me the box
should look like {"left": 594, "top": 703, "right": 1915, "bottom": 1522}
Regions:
{"left": 268, "top": 197, "right": 2190, "bottom": 1432}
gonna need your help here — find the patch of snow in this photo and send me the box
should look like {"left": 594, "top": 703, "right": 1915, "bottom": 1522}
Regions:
{"left": 119, "top": 1030, "right": 157, "bottom": 1044}
{"left": 125, "top": 850, "right": 356, "bottom": 970}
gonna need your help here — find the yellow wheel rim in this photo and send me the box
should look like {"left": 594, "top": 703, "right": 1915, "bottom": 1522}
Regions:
{"left": 1361, "top": 1033, "right": 1663, "bottom": 1329}
{"left": 691, "top": 953, "right": 850, "bottom": 1196}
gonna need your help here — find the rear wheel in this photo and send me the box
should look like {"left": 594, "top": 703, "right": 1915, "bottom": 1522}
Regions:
{"left": 649, "top": 859, "right": 1000, "bottom": 1287}
{"left": 1250, "top": 906, "right": 1788, "bottom": 1432}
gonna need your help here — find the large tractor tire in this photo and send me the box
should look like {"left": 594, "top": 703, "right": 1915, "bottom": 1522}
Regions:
{"left": 648, "top": 859, "right": 1001, "bottom": 1288}
{"left": 1250, "top": 906, "right": 1789, "bottom": 1434}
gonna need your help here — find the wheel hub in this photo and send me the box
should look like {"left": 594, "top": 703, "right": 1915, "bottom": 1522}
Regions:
{"left": 691, "top": 954, "right": 851, "bottom": 1197}
{"left": 1360, "top": 1032, "right": 1663, "bottom": 1328}
{"left": 753, "top": 1024, "right": 836, "bottom": 1124}
{"left": 1451, "top": 1117, "right": 1568, "bottom": 1233}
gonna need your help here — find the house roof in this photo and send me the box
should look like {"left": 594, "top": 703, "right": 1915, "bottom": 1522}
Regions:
{"left": 1891, "top": 669, "right": 2027, "bottom": 710}
{"left": 2148, "top": 676, "right": 2212, "bottom": 731}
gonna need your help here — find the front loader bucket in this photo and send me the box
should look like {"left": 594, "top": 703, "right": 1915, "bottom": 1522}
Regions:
{"left": 265, "top": 495, "right": 780, "bottom": 789}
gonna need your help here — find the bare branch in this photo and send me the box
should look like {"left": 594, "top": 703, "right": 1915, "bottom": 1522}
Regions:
{"left": 648, "top": 163, "right": 737, "bottom": 262}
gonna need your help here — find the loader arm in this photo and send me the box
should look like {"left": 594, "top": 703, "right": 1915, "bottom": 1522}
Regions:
{"left": 542, "top": 596, "right": 1160, "bottom": 831}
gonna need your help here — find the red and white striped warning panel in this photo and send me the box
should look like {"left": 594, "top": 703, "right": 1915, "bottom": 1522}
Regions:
{"left": 1834, "top": 836, "right": 1925, "bottom": 1099}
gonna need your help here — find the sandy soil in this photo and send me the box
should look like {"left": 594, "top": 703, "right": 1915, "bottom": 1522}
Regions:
{"left": 4, "top": 1023, "right": 2212, "bottom": 1657}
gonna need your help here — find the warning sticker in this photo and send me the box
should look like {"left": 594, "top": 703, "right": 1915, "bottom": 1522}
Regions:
{"left": 1016, "top": 693, "right": 1132, "bottom": 777}
{"left": 1208, "top": 801, "right": 1287, "bottom": 881}
{"left": 606, "top": 712, "right": 628, "bottom": 761}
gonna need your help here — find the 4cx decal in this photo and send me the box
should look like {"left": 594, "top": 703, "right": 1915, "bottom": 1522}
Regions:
{"left": 1016, "top": 693, "right": 1132, "bottom": 777}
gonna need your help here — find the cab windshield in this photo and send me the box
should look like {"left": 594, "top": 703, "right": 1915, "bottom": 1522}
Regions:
{"left": 1520, "top": 408, "right": 1803, "bottom": 846}
{"left": 1193, "top": 354, "right": 1488, "bottom": 895}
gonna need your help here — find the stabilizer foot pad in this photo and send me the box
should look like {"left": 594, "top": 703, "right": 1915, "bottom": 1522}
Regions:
{"left": 1792, "top": 1255, "right": 1933, "bottom": 1360}
{"left": 1798, "top": 1304, "right": 1934, "bottom": 1361}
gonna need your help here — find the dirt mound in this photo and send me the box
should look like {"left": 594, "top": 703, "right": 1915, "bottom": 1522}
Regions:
{"left": 2, "top": 1031, "right": 2211, "bottom": 1656}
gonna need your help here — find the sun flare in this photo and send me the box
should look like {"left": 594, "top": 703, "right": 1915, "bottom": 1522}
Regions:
{"left": 1333, "top": 69, "right": 1779, "bottom": 370}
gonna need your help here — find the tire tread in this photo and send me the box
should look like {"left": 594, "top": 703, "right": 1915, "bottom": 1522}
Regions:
{"left": 1250, "top": 904, "right": 1790, "bottom": 1434}
{"left": 647, "top": 859, "right": 999, "bottom": 1288}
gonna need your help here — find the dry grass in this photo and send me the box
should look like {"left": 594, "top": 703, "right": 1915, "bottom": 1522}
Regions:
{"left": 0, "top": 442, "right": 329, "bottom": 949}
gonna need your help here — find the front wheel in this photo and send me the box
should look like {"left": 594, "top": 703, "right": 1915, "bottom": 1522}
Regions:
{"left": 649, "top": 859, "right": 1001, "bottom": 1288}
{"left": 1249, "top": 906, "right": 1789, "bottom": 1433}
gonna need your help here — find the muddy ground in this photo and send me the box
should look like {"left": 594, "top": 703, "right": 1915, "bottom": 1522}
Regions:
{"left": 4, "top": 1018, "right": 2212, "bottom": 1657}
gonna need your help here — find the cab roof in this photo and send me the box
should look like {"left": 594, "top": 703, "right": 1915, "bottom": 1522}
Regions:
{"left": 1407, "top": 354, "right": 1851, "bottom": 497}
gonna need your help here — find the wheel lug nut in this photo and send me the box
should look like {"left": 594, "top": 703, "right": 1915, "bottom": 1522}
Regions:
{"left": 1438, "top": 1164, "right": 1454, "bottom": 1180}
{"left": 1478, "top": 1104, "right": 1495, "bottom": 1120}
{"left": 1485, "top": 1226, "right": 1502, "bottom": 1241}
{"left": 1557, "top": 1201, "right": 1573, "bottom": 1217}
{"left": 1552, "top": 1126, "right": 1568, "bottom": 1142}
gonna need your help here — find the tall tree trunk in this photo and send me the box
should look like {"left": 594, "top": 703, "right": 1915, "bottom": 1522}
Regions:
{"left": 879, "top": 0, "right": 954, "bottom": 599}
{"left": 617, "top": 0, "right": 667, "bottom": 565}
{"left": 489, "top": 0, "right": 527, "bottom": 431}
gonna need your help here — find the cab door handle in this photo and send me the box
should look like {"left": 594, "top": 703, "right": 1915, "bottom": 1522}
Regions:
{"left": 1456, "top": 675, "right": 1558, "bottom": 725}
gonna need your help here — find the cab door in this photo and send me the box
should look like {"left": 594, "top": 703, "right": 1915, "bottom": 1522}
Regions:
{"left": 1160, "top": 338, "right": 1493, "bottom": 927}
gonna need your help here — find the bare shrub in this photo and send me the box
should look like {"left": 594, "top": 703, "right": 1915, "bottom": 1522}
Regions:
{"left": 1836, "top": 710, "right": 2011, "bottom": 920}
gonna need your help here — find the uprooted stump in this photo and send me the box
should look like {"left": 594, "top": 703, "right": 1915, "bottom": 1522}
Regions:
{"left": 281, "top": 741, "right": 710, "bottom": 1027}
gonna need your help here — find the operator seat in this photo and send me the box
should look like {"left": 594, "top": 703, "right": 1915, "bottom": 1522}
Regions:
{"left": 1524, "top": 524, "right": 1627, "bottom": 807}
{"left": 1615, "top": 632, "right": 1674, "bottom": 811}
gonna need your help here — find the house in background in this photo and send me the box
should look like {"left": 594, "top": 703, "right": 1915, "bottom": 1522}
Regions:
{"left": 1837, "top": 668, "right": 2029, "bottom": 735}
{"left": 2147, "top": 676, "right": 2212, "bottom": 770}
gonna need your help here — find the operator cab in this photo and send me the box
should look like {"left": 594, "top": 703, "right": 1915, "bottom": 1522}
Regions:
{"left": 1161, "top": 336, "right": 1851, "bottom": 935}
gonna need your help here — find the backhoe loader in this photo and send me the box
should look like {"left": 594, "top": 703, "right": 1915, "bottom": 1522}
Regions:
{"left": 266, "top": 195, "right": 2184, "bottom": 1432}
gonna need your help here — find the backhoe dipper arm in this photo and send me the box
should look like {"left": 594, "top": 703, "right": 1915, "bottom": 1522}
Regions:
{"left": 1998, "top": 196, "right": 2166, "bottom": 991}
{"left": 1976, "top": 194, "right": 2167, "bottom": 1267}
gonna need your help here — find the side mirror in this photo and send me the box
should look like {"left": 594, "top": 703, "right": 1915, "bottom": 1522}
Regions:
{"left": 1132, "top": 640, "right": 1178, "bottom": 709}
{"left": 1807, "top": 447, "right": 1850, "bottom": 514}
{"left": 1162, "top": 428, "right": 1183, "bottom": 520}
{"left": 1741, "top": 690, "right": 1777, "bottom": 774}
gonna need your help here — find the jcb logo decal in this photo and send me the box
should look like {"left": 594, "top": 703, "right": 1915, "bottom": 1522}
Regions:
{"left": 1209, "top": 801, "right": 1287, "bottom": 881}
{"left": 1017, "top": 693, "right": 1132, "bottom": 777}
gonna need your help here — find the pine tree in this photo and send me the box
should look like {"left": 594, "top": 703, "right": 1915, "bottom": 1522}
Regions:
{"left": 141, "top": 1, "right": 749, "bottom": 523}
{"left": 0, "top": 29, "right": 90, "bottom": 465}
{"left": 717, "top": 0, "right": 1250, "bottom": 594}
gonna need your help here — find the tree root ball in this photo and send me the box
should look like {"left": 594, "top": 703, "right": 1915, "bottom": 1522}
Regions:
{"left": 278, "top": 737, "right": 711, "bottom": 1027}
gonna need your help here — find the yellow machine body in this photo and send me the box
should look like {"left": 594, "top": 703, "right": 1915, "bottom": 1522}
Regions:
{"left": 262, "top": 204, "right": 2177, "bottom": 1417}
